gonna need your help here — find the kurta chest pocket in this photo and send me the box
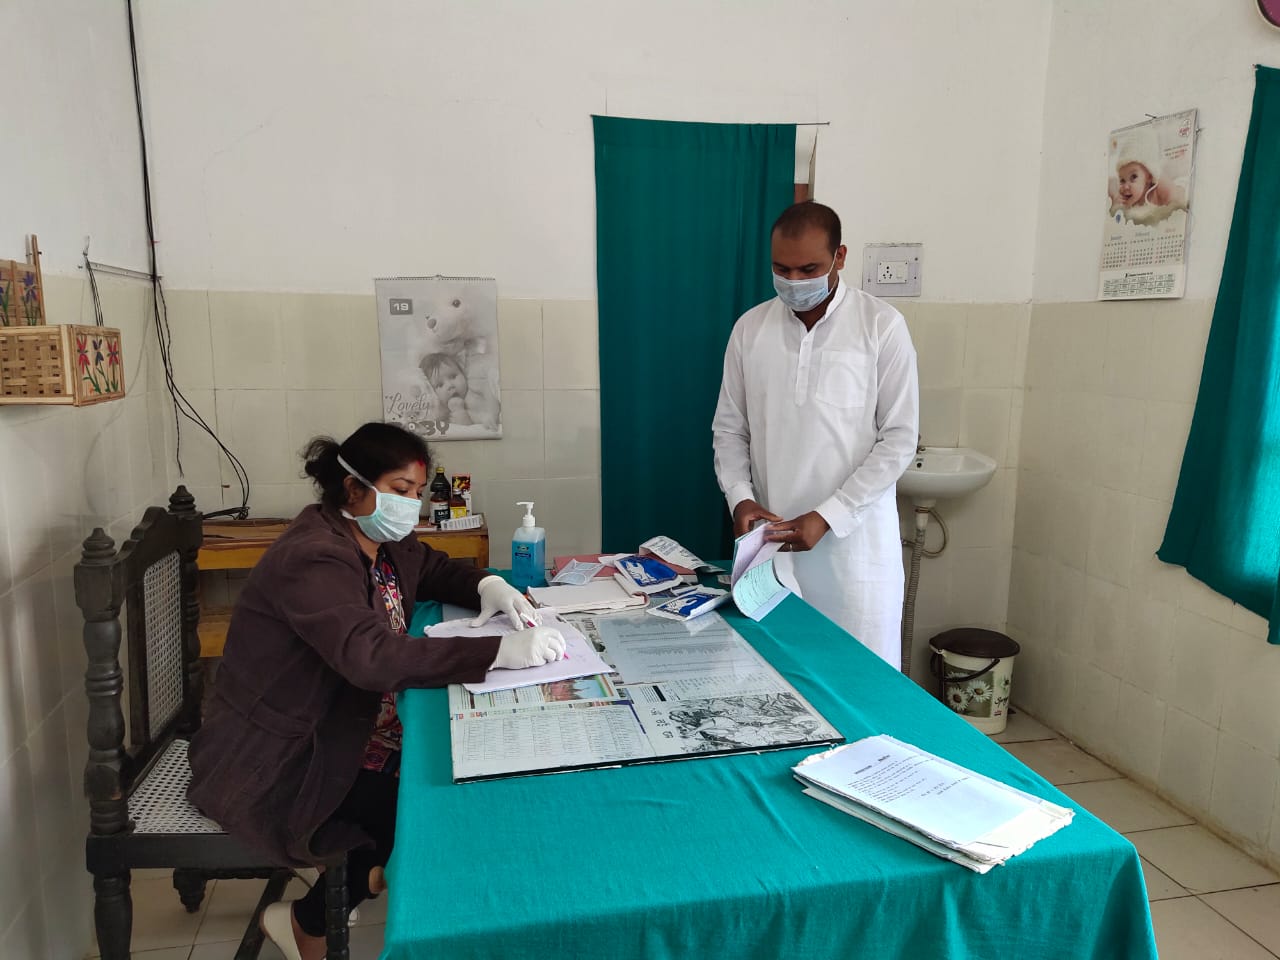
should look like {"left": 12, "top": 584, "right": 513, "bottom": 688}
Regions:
{"left": 815, "top": 350, "right": 869, "bottom": 408}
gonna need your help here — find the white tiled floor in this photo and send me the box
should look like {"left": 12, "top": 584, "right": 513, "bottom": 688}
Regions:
{"left": 102, "top": 707, "right": 1280, "bottom": 960}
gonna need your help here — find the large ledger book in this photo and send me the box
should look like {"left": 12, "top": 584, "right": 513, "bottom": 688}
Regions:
{"left": 448, "top": 610, "right": 841, "bottom": 782}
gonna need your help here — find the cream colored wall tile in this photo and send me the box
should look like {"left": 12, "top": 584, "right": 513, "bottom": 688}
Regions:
{"left": 947, "top": 547, "right": 1011, "bottom": 628}
{"left": 2, "top": 419, "right": 55, "bottom": 582}
{"left": 213, "top": 389, "right": 293, "bottom": 486}
{"left": 1012, "top": 471, "right": 1051, "bottom": 556}
{"left": 1007, "top": 548, "right": 1045, "bottom": 636}
{"left": 164, "top": 389, "right": 224, "bottom": 491}
{"left": 1085, "top": 487, "right": 1135, "bottom": 587}
{"left": 1093, "top": 395, "right": 1145, "bottom": 494}
{"left": 1063, "top": 311, "right": 1108, "bottom": 393}
{"left": 22, "top": 412, "right": 79, "bottom": 563}
{"left": 281, "top": 293, "right": 380, "bottom": 390}
{"left": 543, "top": 390, "right": 600, "bottom": 478}
{"left": 1140, "top": 400, "right": 1193, "bottom": 504}
{"left": 538, "top": 477, "right": 603, "bottom": 558}
{"left": 1102, "top": 307, "right": 1153, "bottom": 399}
{"left": 1012, "top": 306, "right": 1030, "bottom": 389}
{"left": 1070, "top": 661, "right": 1121, "bottom": 759}
{"left": 28, "top": 703, "right": 73, "bottom": 882}
{"left": 941, "top": 469, "right": 1007, "bottom": 550}
{"left": 1018, "top": 388, "right": 1054, "bottom": 474}
{"left": 12, "top": 574, "right": 60, "bottom": 731}
{"left": 1044, "top": 560, "right": 1088, "bottom": 656}
{"left": 246, "top": 482, "right": 314, "bottom": 519}
{"left": 963, "top": 307, "right": 1019, "bottom": 388}
{"left": 431, "top": 439, "right": 495, "bottom": 484}
{"left": 1231, "top": 604, "right": 1270, "bottom": 641}
{"left": 918, "top": 387, "right": 962, "bottom": 446}
{"left": 1169, "top": 609, "right": 1229, "bottom": 726}
{"left": 285, "top": 389, "right": 382, "bottom": 462}
{"left": 907, "top": 312, "right": 965, "bottom": 389}
{"left": 38, "top": 273, "right": 86, "bottom": 326}
{"left": 1221, "top": 633, "right": 1280, "bottom": 758}
{"left": 1158, "top": 709, "right": 1219, "bottom": 818}
{"left": 1023, "top": 310, "right": 1060, "bottom": 390}
{"left": 208, "top": 291, "right": 284, "bottom": 389}
{"left": 1178, "top": 575, "right": 1234, "bottom": 628}
{"left": 1006, "top": 390, "right": 1024, "bottom": 469}
{"left": 0, "top": 746, "right": 39, "bottom": 943}
{"left": 1052, "top": 392, "right": 1101, "bottom": 486}
{"left": 1084, "top": 575, "right": 1128, "bottom": 677}
{"left": 1129, "top": 496, "right": 1182, "bottom": 605}
{"left": 1210, "top": 733, "right": 1278, "bottom": 847}
{"left": 488, "top": 389, "right": 545, "bottom": 480}
{"left": 1047, "top": 478, "right": 1091, "bottom": 572}
{"left": 542, "top": 300, "right": 599, "bottom": 390}
{"left": 163, "top": 288, "right": 214, "bottom": 390}
{"left": 1148, "top": 302, "right": 1210, "bottom": 405}
{"left": 497, "top": 300, "right": 543, "bottom": 391}
{"left": 1113, "top": 683, "right": 1168, "bottom": 785}
{"left": 1122, "top": 596, "right": 1177, "bottom": 699}
{"left": 959, "top": 389, "right": 1012, "bottom": 465}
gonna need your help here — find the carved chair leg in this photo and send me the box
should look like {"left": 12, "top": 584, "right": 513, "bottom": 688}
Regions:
{"left": 324, "top": 857, "right": 351, "bottom": 960}
{"left": 172, "top": 867, "right": 209, "bottom": 913}
{"left": 93, "top": 871, "right": 133, "bottom": 960}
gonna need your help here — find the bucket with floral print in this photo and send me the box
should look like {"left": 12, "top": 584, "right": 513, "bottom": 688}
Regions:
{"left": 928, "top": 628, "right": 1020, "bottom": 735}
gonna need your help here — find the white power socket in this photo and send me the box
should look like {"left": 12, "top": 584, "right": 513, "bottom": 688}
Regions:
{"left": 863, "top": 243, "right": 923, "bottom": 297}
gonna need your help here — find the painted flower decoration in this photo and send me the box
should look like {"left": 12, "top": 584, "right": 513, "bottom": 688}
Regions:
{"left": 107, "top": 339, "right": 121, "bottom": 368}
{"left": 76, "top": 333, "right": 91, "bottom": 373}
{"left": 92, "top": 337, "right": 104, "bottom": 365}
{"left": 947, "top": 689, "right": 968, "bottom": 710}
{"left": 968, "top": 681, "right": 992, "bottom": 702}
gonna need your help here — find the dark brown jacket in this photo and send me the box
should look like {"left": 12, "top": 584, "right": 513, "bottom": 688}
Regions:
{"left": 187, "top": 504, "right": 499, "bottom": 867}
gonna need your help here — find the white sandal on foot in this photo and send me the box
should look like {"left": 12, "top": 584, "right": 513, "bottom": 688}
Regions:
{"left": 260, "top": 901, "right": 306, "bottom": 960}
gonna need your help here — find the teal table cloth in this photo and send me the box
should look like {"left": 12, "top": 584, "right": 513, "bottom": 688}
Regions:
{"left": 384, "top": 596, "right": 1156, "bottom": 960}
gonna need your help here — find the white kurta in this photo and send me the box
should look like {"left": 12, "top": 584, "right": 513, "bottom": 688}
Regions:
{"left": 712, "top": 279, "right": 919, "bottom": 667}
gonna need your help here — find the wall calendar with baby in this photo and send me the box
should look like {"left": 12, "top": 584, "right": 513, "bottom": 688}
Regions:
{"left": 375, "top": 275, "right": 503, "bottom": 440}
{"left": 1097, "top": 110, "right": 1198, "bottom": 301}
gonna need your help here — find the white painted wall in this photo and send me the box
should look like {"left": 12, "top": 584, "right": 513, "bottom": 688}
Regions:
{"left": 1032, "top": 0, "right": 1280, "bottom": 301}
{"left": 1, "top": 4, "right": 160, "bottom": 956}
{"left": 134, "top": 0, "right": 1051, "bottom": 302}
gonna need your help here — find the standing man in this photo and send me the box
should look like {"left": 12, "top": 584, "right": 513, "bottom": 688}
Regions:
{"left": 712, "top": 202, "right": 919, "bottom": 668}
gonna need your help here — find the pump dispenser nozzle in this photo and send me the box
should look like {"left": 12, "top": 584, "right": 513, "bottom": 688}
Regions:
{"left": 516, "top": 501, "right": 536, "bottom": 528}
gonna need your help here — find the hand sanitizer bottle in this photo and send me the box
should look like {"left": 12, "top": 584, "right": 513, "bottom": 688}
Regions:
{"left": 511, "top": 501, "right": 546, "bottom": 590}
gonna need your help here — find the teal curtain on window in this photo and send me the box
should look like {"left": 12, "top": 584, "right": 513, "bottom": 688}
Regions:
{"left": 593, "top": 116, "right": 795, "bottom": 559}
{"left": 1159, "top": 65, "right": 1280, "bottom": 640}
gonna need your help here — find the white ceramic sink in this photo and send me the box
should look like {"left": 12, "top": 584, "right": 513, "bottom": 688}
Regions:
{"left": 897, "top": 446, "right": 997, "bottom": 506}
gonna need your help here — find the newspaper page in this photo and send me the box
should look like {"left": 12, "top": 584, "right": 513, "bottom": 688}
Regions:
{"left": 1098, "top": 110, "right": 1198, "bottom": 300}
{"left": 448, "top": 610, "right": 841, "bottom": 781}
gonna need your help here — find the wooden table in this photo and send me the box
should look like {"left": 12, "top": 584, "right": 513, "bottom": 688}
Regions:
{"left": 197, "top": 518, "right": 489, "bottom": 658}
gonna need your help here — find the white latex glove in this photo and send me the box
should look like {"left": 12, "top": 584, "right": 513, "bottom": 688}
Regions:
{"left": 491, "top": 627, "right": 566, "bottom": 670}
{"left": 473, "top": 575, "right": 541, "bottom": 628}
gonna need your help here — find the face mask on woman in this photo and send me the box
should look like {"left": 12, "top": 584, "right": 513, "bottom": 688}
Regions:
{"left": 337, "top": 455, "right": 421, "bottom": 542}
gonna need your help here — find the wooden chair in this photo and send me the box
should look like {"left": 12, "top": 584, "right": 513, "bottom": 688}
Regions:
{"left": 74, "top": 486, "right": 351, "bottom": 960}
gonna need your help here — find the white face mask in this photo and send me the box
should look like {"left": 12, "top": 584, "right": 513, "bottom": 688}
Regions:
{"left": 773, "top": 254, "right": 837, "bottom": 312}
{"left": 337, "top": 455, "right": 421, "bottom": 543}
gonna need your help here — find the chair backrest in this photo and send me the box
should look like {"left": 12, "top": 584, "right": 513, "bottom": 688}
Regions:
{"left": 74, "top": 486, "right": 203, "bottom": 836}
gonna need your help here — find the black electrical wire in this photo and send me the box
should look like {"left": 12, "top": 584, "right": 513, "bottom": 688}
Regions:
{"left": 126, "top": 0, "right": 251, "bottom": 519}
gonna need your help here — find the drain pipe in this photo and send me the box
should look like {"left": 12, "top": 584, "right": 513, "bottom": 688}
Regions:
{"left": 900, "top": 504, "right": 930, "bottom": 675}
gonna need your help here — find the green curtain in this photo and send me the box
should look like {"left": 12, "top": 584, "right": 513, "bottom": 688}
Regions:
{"left": 1159, "top": 65, "right": 1280, "bottom": 640}
{"left": 593, "top": 116, "right": 795, "bottom": 559}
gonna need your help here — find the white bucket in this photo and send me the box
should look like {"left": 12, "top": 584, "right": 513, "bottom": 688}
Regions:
{"left": 930, "top": 647, "right": 1016, "bottom": 735}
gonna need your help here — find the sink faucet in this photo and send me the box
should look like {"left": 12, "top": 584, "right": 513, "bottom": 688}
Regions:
{"left": 916, "top": 434, "right": 926, "bottom": 454}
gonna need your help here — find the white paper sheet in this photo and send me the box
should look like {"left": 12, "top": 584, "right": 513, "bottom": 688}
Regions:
{"left": 428, "top": 614, "right": 617, "bottom": 694}
{"left": 591, "top": 611, "right": 770, "bottom": 683}
{"left": 730, "top": 525, "right": 789, "bottom": 620}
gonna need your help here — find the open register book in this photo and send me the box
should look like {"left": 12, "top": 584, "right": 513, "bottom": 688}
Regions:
{"left": 793, "top": 735, "right": 1073, "bottom": 873}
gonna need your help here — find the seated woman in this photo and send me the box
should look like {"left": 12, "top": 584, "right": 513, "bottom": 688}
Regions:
{"left": 187, "top": 421, "right": 564, "bottom": 960}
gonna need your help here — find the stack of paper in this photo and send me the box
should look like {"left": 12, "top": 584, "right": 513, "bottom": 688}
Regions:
{"left": 793, "top": 735, "right": 1073, "bottom": 873}
{"left": 527, "top": 580, "right": 648, "bottom": 615}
